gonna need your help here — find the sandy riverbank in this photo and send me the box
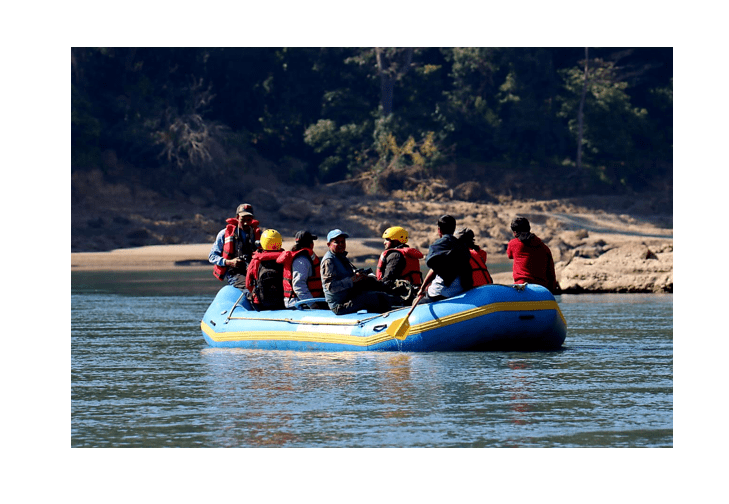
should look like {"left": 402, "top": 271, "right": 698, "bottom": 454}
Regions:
{"left": 70, "top": 239, "right": 430, "bottom": 274}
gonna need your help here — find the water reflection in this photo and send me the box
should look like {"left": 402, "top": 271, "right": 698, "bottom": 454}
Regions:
{"left": 376, "top": 353, "right": 414, "bottom": 421}
{"left": 505, "top": 360, "right": 532, "bottom": 426}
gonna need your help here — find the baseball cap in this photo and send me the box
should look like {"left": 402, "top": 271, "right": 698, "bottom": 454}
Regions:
{"left": 326, "top": 229, "right": 349, "bottom": 242}
{"left": 236, "top": 203, "right": 254, "bottom": 216}
{"left": 295, "top": 230, "right": 318, "bottom": 242}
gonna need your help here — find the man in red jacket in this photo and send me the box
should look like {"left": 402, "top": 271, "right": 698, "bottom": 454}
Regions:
{"left": 507, "top": 217, "right": 559, "bottom": 293}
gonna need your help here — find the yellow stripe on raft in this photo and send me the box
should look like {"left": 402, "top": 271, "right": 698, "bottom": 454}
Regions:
{"left": 201, "top": 320, "right": 380, "bottom": 346}
{"left": 409, "top": 300, "right": 566, "bottom": 335}
{"left": 201, "top": 300, "right": 565, "bottom": 346}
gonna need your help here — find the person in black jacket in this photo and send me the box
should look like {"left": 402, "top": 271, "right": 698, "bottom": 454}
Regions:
{"left": 416, "top": 215, "right": 473, "bottom": 304}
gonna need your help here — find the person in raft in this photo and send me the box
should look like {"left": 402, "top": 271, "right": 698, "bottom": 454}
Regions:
{"left": 416, "top": 215, "right": 474, "bottom": 304}
{"left": 245, "top": 229, "right": 286, "bottom": 311}
{"left": 376, "top": 226, "right": 424, "bottom": 303}
{"left": 209, "top": 203, "right": 262, "bottom": 289}
{"left": 454, "top": 227, "right": 493, "bottom": 287}
{"left": 507, "top": 216, "right": 559, "bottom": 293}
{"left": 320, "top": 229, "right": 401, "bottom": 315}
{"left": 276, "top": 230, "right": 328, "bottom": 310}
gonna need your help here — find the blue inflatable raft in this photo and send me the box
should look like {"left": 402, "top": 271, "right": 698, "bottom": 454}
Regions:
{"left": 200, "top": 283, "right": 566, "bottom": 352}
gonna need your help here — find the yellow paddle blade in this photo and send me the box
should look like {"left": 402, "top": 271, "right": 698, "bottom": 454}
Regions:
{"left": 386, "top": 293, "right": 422, "bottom": 340}
{"left": 386, "top": 317, "right": 410, "bottom": 340}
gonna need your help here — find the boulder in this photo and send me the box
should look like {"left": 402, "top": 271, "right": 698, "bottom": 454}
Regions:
{"left": 557, "top": 242, "right": 673, "bottom": 293}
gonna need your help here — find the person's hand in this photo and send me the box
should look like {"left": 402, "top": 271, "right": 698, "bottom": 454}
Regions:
{"left": 226, "top": 258, "right": 242, "bottom": 268}
{"left": 353, "top": 271, "right": 366, "bottom": 283}
{"left": 413, "top": 290, "right": 425, "bottom": 306}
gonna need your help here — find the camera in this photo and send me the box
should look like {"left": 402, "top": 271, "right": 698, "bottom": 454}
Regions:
{"left": 355, "top": 267, "right": 373, "bottom": 276}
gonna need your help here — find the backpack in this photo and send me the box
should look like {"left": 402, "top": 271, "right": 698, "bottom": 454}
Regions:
{"left": 252, "top": 259, "right": 285, "bottom": 310}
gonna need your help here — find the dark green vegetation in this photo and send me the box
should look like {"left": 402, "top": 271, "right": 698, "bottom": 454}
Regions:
{"left": 72, "top": 47, "right": 672, "bottom": 203}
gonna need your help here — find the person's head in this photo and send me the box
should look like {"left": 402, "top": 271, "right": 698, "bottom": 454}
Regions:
{"left": 510, "top": 217, "right": 532, "bottom": 241}
{"left": 293, "top": 230, "right": 318, "bottom": 251}
{"left": 437, "top": 215, "right": 456, "bottom": 237}
{"left": 454, "top": 227, "right": 475, "bottom": 249}
{"left": 236, "top": 203, "right": 254, "bottom": 228}
{"left": 511, "top": 217, "right": 531, "bottom": 234}
{"left": 382, "top": 226, "right": 408, "bottom": 249}
{"left": 327, "top": 229, "right": 349, "bottom": 254}
{"left": 260, "top": 229, "right": 283, "bottom": 251}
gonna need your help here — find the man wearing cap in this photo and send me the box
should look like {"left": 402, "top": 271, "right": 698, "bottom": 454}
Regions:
{"left": 209, "top": 203, "right": 262, "bottom": 289}
{"left": 320, "top": 229, "right": 401, "bottom": 315}
{"left": 276, "top": 230, "right": 327, "bottom": 309}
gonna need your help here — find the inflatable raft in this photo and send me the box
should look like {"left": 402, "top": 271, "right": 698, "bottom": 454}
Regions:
{"left": 200, "top": 283, "right": 566, "bottom": 352}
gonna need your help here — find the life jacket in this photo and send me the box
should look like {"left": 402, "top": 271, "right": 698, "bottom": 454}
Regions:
{"left": 246, "top": 250, "right": 285, "bottom": 310}
{"left": 468, "top": 248, "right": 493, "bottom": 287}
{"left": 376, "top": 246, "right": 424, "bottom": 286}
{"left": 277, "top": 248, "right": 324, "bottom": 301}
{"left": 212, "top": 218, "right": 261, "bottom": 281}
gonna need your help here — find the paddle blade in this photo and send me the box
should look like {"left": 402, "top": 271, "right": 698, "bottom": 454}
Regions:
{"left": 386, "top": 317, "right": 410, "bottom": 340}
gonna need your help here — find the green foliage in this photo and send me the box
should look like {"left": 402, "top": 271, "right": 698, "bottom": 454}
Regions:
{"left": 303, "top": 118, "right": 372, "bottom": 181}
{"left": 71, "top": 47, "right": 673, "bottom": 196}
{"left": 372, "top": 116, "right": 441, "bottom": 171}
{"left": 558, "top": 56, "right": 668, "bottom": 187}
{"left": 71, "top": 84, "right": 102, "bottom": 167}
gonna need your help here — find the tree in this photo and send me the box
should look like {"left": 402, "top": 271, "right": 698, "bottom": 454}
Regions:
{"left": 576, "top": 48, "right": 589, "bottom": 171}
{"left": 493, "top": 48, "right": 570, "bottom": 165}
{"left": 375, "top": 47, "right": 414, "bottom": 117}
{"left": 559, "top": 54, "right": 653, "bottom": 187}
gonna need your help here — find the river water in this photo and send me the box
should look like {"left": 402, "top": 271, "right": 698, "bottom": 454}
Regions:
{"left": 71, "top": 270, "right": 672, "bottom": 448}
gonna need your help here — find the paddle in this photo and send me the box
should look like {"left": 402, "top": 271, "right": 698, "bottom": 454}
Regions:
{"left": 386, "top": 293, "right": 424, "bottom": 340}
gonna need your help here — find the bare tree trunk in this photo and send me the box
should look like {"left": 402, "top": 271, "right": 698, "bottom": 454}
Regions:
{"left": 376, "top": 48, "right": 413, "bottom": 117}
{"left": 576, "top": 47, "right": 589, "bottom": 171}
{"left": 380, "top": 72, "right": 395, "bottom": 117}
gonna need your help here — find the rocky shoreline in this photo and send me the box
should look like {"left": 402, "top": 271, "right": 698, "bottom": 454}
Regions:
{"left": 71, "top": 169, "right": 673, "bottom": 293}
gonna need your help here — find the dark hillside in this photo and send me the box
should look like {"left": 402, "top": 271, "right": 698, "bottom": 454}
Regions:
{"left": 72, "top": 47, "right": 672, "bottom": 252}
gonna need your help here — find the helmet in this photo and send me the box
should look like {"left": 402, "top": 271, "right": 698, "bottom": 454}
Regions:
{"left": 382, "top": 226, "right": 408, "bottom": 244}
{"left": 260, "top": 229, "right": 283, "bottom": 251}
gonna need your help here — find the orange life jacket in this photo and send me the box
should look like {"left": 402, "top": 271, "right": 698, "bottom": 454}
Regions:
{"left": 468, "top": 248, "right": 493, "bottom": 287}
{"left": 212, "top": 218, "right": 261, "bottom": 281}
{"left": 277, "top": 248, "right": 324, "bottom": 300}
{"left": 376, "top": 246, "right": 424, "bottom": 286}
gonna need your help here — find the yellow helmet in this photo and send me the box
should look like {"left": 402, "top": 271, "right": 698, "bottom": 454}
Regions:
{"left": 382, "top": 226, "right": 408, "bottom": 244}
{"left": 260, "top": 229, "right": 283, "bottom": 251}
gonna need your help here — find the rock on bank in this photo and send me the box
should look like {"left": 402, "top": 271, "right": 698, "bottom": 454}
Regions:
{"left": 556, "top": 240, "right": 673, "bottom": 293}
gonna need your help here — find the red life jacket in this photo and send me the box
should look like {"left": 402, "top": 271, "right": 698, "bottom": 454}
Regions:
{"left": 245, "top": 250, "right": 285, "bottom": 307}
{"left": 468, "top": 248, "right": 493, "bottom": 287}
{"left": 212, "top": 218, "right": 261, "bottom": 281}
{"left": 376, "top": 246, "right": 424, "bottom": 286}
{"left": 277, "top": 248, "right": 324, "bottom": 300}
